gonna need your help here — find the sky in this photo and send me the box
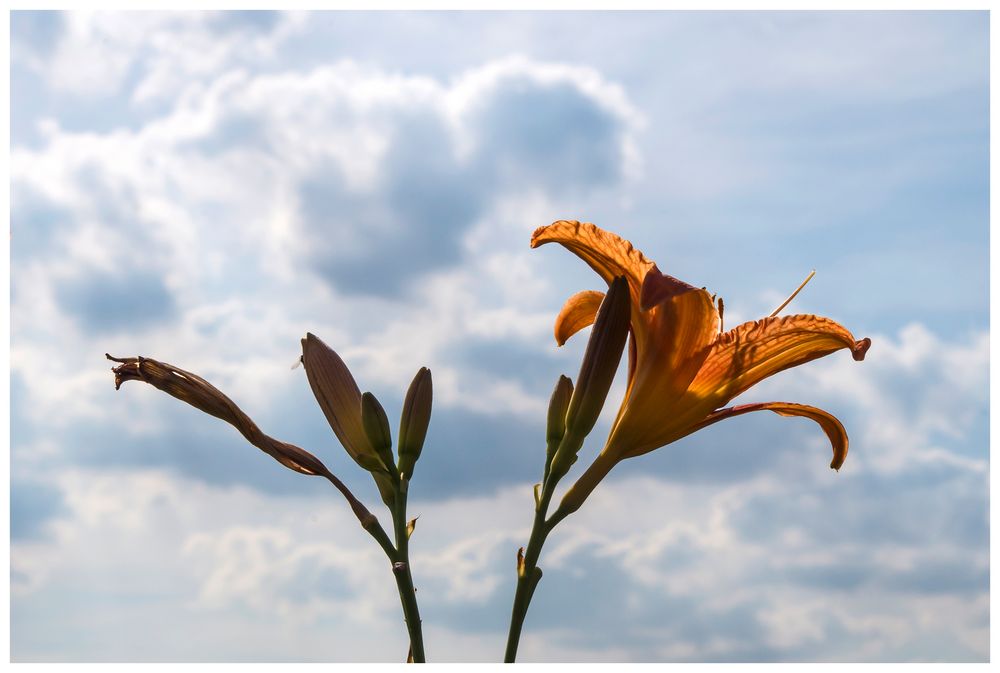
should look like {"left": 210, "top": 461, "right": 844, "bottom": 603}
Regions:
{"left": 9, "top": 10, "right": 989, "bottom": 663}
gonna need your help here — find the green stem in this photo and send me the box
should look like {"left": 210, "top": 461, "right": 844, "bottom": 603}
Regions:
{"left": 504, "top": 480, "right": 556, "bottom": 663}
{"left": 324, "top": 471, "right": 396, "bottom": 560}
{"left": 325, "top": 469, "right": 423, "bottom": 661}
{"left": 393, "top": 478, "right": 426, "bottom": 663}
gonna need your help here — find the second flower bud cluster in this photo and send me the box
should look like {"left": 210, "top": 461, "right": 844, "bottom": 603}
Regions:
{"left": 301, "top": 333, "right": 433, "bottom": 502}
{"left": 543, "top": 276, "right": 631, "bottom": 494}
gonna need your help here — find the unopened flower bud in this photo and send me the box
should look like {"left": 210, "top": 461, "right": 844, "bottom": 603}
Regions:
{"left": 563, "top": 275, "right": 630, "bottom": 440}
{"left": 301, "top": 333, "right": 394, "bottom": 507}
{"left": 361, "top": 391, "right": 395, "bottom": 473}
{"left": 548, "top": 276, "right": 629, "bottom": 483}
{"left": 397, "top": 367, "right": 432, "bottom": 481}
{"left": 546, "top": 375, "right": 573, "bottom": 445}
{"left": 301, "top": 333, "right": 384, "bottom": 473}
{"left": 544, "top": 375, "right": 573, "bottom": 474}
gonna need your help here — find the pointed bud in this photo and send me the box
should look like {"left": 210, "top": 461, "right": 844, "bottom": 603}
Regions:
{"left": 563, "top": 275, "right": 630, "bottom": 440}
{"left": 361, "top": 391, "right": 395, "bottom": 472}
{"left": 300, "top": 333, "right": 394, "bottom": 508}
{"left": 397, "top": 367, "right": 432, "bottom": 480}
{"left": 406, "top": 516, "right": 418, "bottom": 539}
{"left": 546, "top": 375, "right": 574, "bottom": 445}
{"left": 300, "top": 333, "right": 385, "bottom": 474}
{"left": 547, "top": 277, "right": 630, "bottom": 485}
{"left": 544, "top": 375, "right": 573, "bottom": 475}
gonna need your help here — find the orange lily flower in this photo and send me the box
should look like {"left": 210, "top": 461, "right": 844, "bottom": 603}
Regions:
{"left": 532, "top": 220, "right": 871, "bottom": 517}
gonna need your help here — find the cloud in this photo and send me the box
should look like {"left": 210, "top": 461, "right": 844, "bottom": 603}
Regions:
{"left": 11, "top": 11, "right": 305, "bottom": 101}
{"left": 13, "top": 321, "right": 988, "bottom": 660}
{"left": 182, "top": 525, "right": 386, "bottom": 624}
{"left": 276, "top": 57, "right": 640, "bottom": 296}
{"left": 11, "top": 458, "right": 987, "bottom": 661}
{"left": 10, "top": 478, "right": 66, "bottom": 541}
{"left": 55, "top": 267, "right": 176, "bottom": 334}
{"left": 10, "top": 53, "right": 641, "bottom": 494}
{"left": 11, "top": 54, "right": 640, "bottom": 304}
{"left": 10, "top": 11, "right": 65, "bottom": 58}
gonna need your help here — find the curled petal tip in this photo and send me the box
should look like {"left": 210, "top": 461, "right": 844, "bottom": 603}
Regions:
{"left": 554, "top": 289, "right": 605, "bottom": 347}
{"left": 686, "top": 402, "right": 849, "bottom": 473}
{"left": 529, "top": 226, "right": 547, "bottom": 248}
{"left": 106, "top": 354, "right": 143, "bottom": 390}
{"left": 852, "top": 337, "right": 872, "bottom": 361}
{"left": 530, "top": 220, "right": 579, "bottom": 248}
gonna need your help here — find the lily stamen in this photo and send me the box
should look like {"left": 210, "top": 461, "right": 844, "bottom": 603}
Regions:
{"left": 718, "top": 296, "right": 725, "bottom": 333}
{"left": 769, "top": 269, "right": 816, "bottom": 317}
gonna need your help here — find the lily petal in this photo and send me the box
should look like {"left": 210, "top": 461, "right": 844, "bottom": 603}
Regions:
{"left": 554, "top": 290, "right": 605, "bottom": 346}
{"left": 531, "top": 220, "right": 654, "bottom": 298}
{"left": 639, "top": 265, "right": 701, "bottom": 311}
{"left": 634, "top": 267, "right": 719, "bottom": 373}
{"left": 605, "top": 274, "right": 719, "bottom": 458}
{"left": 689, "top": 314, "right": 870, "bottom": 406}
{"left": 687, "top": 401, "right": 850, "bottom": 470}
{"left": 610, "top": 289, "right": 717, "bottom": 417}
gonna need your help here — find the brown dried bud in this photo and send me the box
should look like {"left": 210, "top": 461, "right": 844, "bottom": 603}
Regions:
{"left": 106, "top": 353, "right": 330, "bottom": 478}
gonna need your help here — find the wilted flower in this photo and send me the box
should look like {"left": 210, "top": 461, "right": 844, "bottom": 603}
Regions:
{"left": 106, "top": 353, "right": 332, "bottom": 478}
{"left": 531, "top": 220, "right": 871, "bottom": 518}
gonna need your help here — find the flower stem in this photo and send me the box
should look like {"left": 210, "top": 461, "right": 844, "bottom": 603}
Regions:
{"left": 503, "top": 480, "right": 556, "bottom": 663}
{"left": 322, "top": 471, "right": 396, "bottom": 559}
{"left": 326, "top": 470, "right": 423, "bottom": 661}
{"left": 392, "top": 477, "right": 426, "bottom": 663}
